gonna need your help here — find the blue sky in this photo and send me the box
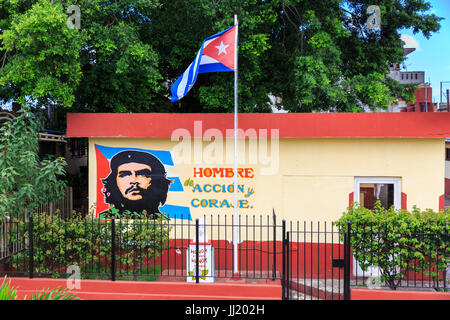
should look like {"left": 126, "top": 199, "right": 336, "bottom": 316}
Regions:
{"left": 399, "top": 0, "right": 450, "bottom": 104}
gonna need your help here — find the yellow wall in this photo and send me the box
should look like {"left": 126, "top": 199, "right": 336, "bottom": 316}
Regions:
{"left": 89, "top": 137, "right": 445, "bottom": 223}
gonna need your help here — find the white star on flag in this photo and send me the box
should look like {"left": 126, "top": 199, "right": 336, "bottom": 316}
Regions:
{"left": 170, "top": 25, "right": 236, "bottom": 103}
{"left": 215, "top": 41, "right": 229, "bottom": 55}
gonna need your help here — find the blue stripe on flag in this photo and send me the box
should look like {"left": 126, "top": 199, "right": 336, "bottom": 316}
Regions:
{"left": 185, "top": 61, "right": 195, "bottom": 97}
{"left": 95, "top": 144, "right": 174, "bottom": 166}
{"left": 159, "top": 204, "right": 192, "bottom": 220}
{"left": 199, "top": 63, "right": 233, "bottom": 74}
{"left": 170, "top": 76, "right": 183, "bottom": 103}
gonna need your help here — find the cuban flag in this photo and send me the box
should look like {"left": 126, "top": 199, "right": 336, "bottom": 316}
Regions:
{"left": 170, "top": 25, "right": 236, "bottom": 103}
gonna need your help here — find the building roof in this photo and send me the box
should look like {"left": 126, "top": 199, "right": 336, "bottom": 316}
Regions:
{"left": 66, "top": 113, "right": 450, "bottom": 138}
{"left": 403, "top": 48, "right": 416, "bottom": 56}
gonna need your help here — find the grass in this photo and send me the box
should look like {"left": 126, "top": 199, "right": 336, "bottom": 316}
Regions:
{"left": 0, "top": 276, "right": 80, "bottom": 300}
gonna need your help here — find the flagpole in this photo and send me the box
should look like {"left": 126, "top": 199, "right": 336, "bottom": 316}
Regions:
{"left": 233, "top": 14, "right": 239, "bottom": 276}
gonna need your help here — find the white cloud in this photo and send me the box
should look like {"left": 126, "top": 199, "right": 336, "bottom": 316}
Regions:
{"left": 400, "top": 34, "right": 420, "bottom": 49}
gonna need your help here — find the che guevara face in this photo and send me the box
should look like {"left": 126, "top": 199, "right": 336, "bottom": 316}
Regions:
{"left": 116, "top": 162, "right": 152, "bottom": 201}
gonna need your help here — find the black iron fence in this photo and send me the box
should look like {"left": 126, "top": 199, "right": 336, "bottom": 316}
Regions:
{"left": 0, "top": 213, "right": 286, "bottom": 283}
{"left": 283, "top": 221, "right": 448, "bottom": 300}
{"left": 35, "top": 187, "right": 73, "bottom": 218}
{"left": 281, "top": 221, "right": 351, "bottom": 300}
{"left": 0, "top": 214, "right": 448, "bottom": 300}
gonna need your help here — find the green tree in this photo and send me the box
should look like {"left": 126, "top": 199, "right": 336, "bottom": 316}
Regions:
{"left": 0, "top": 107, "right": 67, "bottom": 221}
{"left": 0, "top": 0, "right": 163, "bottom": 116}
{"left": 0, "top": 0, "right": 442, "bottom": 114}
{"left": 143, "top": 0, "right": 442, "bottom": 112}
{"left": 0, "top": 0, "right": 83, "bottom": 108}
{"left": 72, "top": 0, "right": 163, "bottom": 113}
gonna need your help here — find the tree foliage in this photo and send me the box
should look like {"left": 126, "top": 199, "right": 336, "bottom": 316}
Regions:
{"left": 0, "top": 0, "right": 83, "bottom": 108}
{"left": 0, "top": 0, "right": 443, "bottom": 115}
{"left": 0, "top": 107, "right": 67, "bottom": 220}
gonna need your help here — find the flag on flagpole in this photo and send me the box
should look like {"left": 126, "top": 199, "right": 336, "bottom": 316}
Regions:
{"left": 170, "top": 25, "right": 237, "bottom": 103}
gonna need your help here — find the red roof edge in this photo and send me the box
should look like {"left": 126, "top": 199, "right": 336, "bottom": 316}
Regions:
{"left": 66, "top": 113, "right": 450, "bottom": 138}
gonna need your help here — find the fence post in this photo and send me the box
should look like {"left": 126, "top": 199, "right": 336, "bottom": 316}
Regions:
{"left": 195, "top": 219, "right": 199, "bottom": 284}
{"left": 272, "top": 210, "right": 276, "bottom": 281}
{"left": 281, "top": 220, "right": 286, "bottom": 300}
{"left": 286, "top": 231, "right": 290, "bottom": 300}
{"left": 28, "top": 214, "right": 34, "bottom": 279}
{"left": 444, "top": 228, "right": 448, "bottom": 290}
{"left": 343, "top": 221, "right": 351, "bottom": 300}
{"left": 111, "top": 217, "right": 116, "bottom": 281}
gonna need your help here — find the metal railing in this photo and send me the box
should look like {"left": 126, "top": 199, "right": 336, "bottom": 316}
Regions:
{"left": 35, "top": 187, "right": 73, "bottom": 218}
{"left": 0, "top": 220, "right": 25, "bottom": 261}
{"left": 281, "top": 221, "right": 349, "bottom": 300}
{"left": 1, "top": 214, "right": 448, "bottom": 300}
{"left": 0, "top": 213, "right": 285, "bottom": 284}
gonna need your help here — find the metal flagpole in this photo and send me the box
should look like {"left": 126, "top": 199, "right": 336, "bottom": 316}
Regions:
{"left": 233, "top": 14, "right": 239, "bottom": 276}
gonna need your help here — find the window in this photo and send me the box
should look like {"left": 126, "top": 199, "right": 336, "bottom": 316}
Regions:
{"left": 446, "top": 148, "right": 450, "bottom": 161}
{"left": 354, "top": 177, "right": 401, "bottom": 210}
{"left": 359, "top": 183, "right": 394, "bottom": 210}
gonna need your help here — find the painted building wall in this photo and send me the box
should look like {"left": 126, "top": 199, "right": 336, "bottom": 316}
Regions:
{"left": 88, "top": 137, "right": 445, "bottom": 223}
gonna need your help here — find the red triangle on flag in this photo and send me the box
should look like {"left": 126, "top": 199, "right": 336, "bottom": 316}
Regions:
{"left": 202, "top": 26, "right": 236, "bottom": 71}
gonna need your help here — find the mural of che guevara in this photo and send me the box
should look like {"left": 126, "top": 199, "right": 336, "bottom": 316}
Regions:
{"left": 100, "top": 150, "right": 172, "bottom": 218}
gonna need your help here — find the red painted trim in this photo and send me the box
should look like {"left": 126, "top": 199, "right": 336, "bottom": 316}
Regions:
{"left": 349, "top": 192, "right": 354, "bottom": 209}
{"left": 351, "top": 288, "right": 450, "bottom": 300}
{"left": 401, "top": 192, "right": 407, "bottom": 210}
{"left": 66, "top": 113, "right": 450, "bottom": 138}
{"left": 439, "top": 194, "right": 445, "bottom": 211}
{"left": 5, "top": 278, "right": 282, "bottom": 300}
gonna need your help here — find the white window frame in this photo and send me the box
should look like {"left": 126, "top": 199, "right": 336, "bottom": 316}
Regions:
{"left": 352, "top": 177, "right": 402, "bottom": 278}
{"left": 354, "top": 177, "right": 402, "bottom": 210}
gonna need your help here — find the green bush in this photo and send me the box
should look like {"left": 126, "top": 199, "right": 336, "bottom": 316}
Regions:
{"left": 335, "top": 202, "right": 449, "bottom": 290}
{"left": 9, "top": 212, "right": 172, "bottom": 279}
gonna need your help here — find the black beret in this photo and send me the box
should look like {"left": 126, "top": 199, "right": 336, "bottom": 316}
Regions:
{"left": 110, "top": 150, "right": 166, "bottom": 174}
